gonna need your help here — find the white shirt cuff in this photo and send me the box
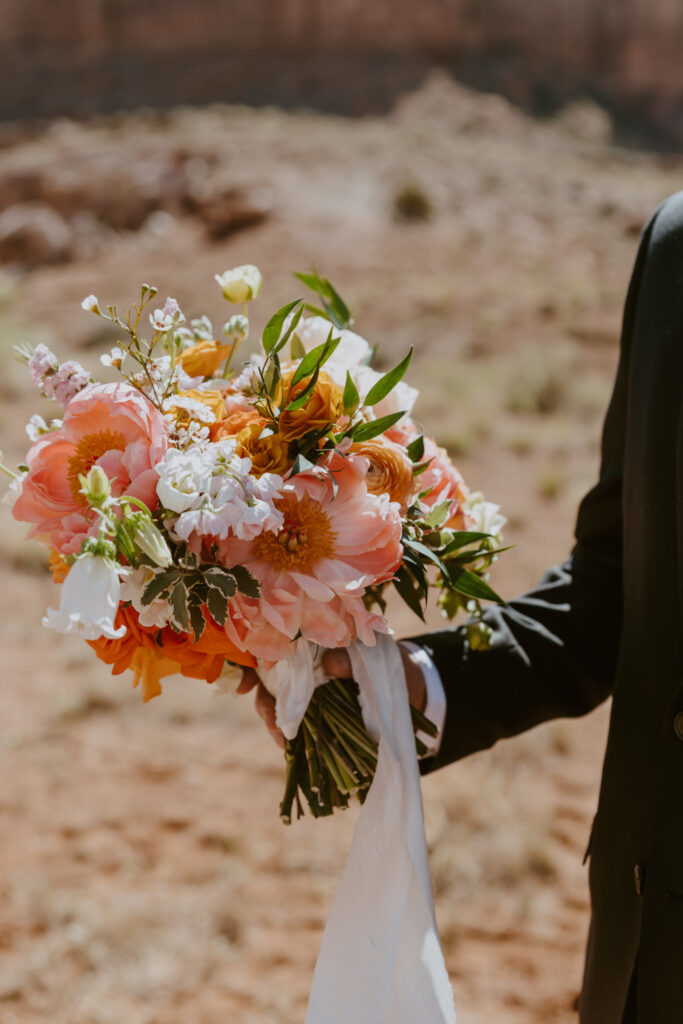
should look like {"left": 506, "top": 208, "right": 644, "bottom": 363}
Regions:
{"left": 399, "top": 641, "right": 446, "bottom": 758}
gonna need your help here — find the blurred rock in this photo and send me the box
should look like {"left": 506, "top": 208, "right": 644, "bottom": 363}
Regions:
{"left": 554, "top": 101, "right": 614, "bottom": 146}
{"left": 0, "top": 202, "right": 72, "bottom": 265}
{"left": 191, "top": 188, "right": 270, "bottom": 240}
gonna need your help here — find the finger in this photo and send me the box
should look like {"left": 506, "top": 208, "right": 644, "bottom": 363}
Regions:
{"left": 322, "top": 648, "right": 353, "bottom": 679}
{"left": 236, "top": 667, "right": 260, "bottom": 694}
{"left": 254, "top": 683, "right": 278, "bottom": 731}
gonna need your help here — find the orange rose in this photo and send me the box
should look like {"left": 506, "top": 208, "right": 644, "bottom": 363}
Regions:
{"left": 277, "top": 370, "right": 343, "bottom": 442}
{"left": 235, "top": 421, "right": 291, "bottom": 477}
{"left": 172, "top": 388, "right": 226, "bottom": 426}
{"left": 350, "top": 437, "right": 417, "bottom": 509}
{"left": 178, "top": 340, "right": 232, "bottom": 377}
{"left": 211, "top": 406, "right": 263, "bottom": 441}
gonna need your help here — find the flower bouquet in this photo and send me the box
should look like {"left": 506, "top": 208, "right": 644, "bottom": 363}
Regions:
{"left": 2, "top": 266, "right": 506, "bottom": 825}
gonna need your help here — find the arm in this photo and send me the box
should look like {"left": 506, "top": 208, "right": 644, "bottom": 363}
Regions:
{"left": 412, "top": 198, "right": 663, "bottom": 772}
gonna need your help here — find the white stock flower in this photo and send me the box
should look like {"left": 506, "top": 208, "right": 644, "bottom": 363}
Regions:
{"left": 289, "top": 315, "right": 371, "bottom": 370}
{"left": 156, "top": 440, "right": 284, "bottom": 542}
{"left": 42, "top": 553, "right": 126, "bottom": 640}
{"left": 100, "top": 346, "right": 125, "bottom": 369}
{"left": 215, "top": 265, "right": 263, "bottom": 303}
{"left": 465, "top": 492, "right": 507, "bottom": 540}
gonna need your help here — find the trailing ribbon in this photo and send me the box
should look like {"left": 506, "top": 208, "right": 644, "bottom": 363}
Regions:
{"left": 264, "top": 634, "right": 456, "bottom": 1023}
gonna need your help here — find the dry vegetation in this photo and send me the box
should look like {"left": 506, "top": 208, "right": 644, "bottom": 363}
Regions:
{"left": 1, "top": 72, "right": 682, "bottom": 1023}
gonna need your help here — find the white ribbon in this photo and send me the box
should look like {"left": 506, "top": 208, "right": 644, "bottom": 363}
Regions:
{"left": 264, "top": 634, "right": 456, "bottom": 1024}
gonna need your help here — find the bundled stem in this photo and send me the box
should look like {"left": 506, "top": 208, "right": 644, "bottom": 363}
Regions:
{"left": 279, "top": 677, "right": 437, "bottom": 824}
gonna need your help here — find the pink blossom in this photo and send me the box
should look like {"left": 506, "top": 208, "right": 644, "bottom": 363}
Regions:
{"left": 42, "top": 360, "right": 91, "bottom": 406}
{"left": 217, "top": 451, "right": 402, "bottom": 663}
{"left": 419, "top": 437, "right": 473, "bottom": 529}
{"left": 28, "top": 343, "right": 59, "bottom": 387}
{"left": 13, "top": 382, "right": 169, "bottom": 554}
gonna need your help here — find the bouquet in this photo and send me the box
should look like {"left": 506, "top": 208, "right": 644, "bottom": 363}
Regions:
{"left": 1, "top": 266, "right": 506, "bottom": 824}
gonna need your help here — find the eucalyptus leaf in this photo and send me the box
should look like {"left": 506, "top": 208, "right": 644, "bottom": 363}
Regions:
{"left": 343, "top": 371, "right": 360, "bottom": 416}
{"left": 273, "top": 303, "right": 304, "bottom": 355}
{"left": 262, "top": 299, "right": 302, "bottom": 354}
{"left": 440, "top": 531, "right": 494, "bottom": 556}
{"left": 406, "top": 434, "right": 425, "bottom": 462}
{"left": 290, "top": 331, "right": 339, "bottom": 387}
{"left": 351, "top": 411, "right": 406, "bottom": 443}
{"left": 290, "top": 333, "right": 306, "bottom": 360}
{"left": 393, "top": 565, "right": 426, "bottom": 621}
{"left": 447, "top": 567, "right": 504, "bottom": 604}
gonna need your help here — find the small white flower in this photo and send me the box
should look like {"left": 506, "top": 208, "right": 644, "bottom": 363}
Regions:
{"left": 465, "top": 492, "right": 507, "bottom": 541}
{"left": 120, "top": 566, "right": 172, "bottom": 629}
{"left": 150, "top": 297, "right": 185, "bottom": 333}
{"left": 1, "top": 471, "right": 27, "bottom": 509}
{"left": 42, "top": 553, "right": 126, "bottom": 640}
{"left": 191, "top": 316, "right": 214, "bottom": 340}
{"left": 215, "top": 265, "right": 263, "bottom": 303}
{"left": 81, "top": 294, "right": 100, "bottom": 313}
{"left": 26, "top": 414, "right": 48, "bottom": 442}
{"left": 163, "top": 394, "right": 217, "bottom": 424}
{"left": 223, "top": 314, "right": 249, "bottom": 343}
{"left": 100, "top": 346, "right": 125, "bottom": 369}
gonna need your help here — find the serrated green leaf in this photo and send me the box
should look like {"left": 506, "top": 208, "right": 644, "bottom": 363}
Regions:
{"left": 262, "top": 299, "right": 302, "bottom": 354}
{"left": 424, "top": 500, "right": 452, "bottom": 529}
{"left": 406, "top": 434, "right": 425, "bottom": 462}
{"left": 188, "top": 599, "right": 206, "bottom": 643}
{"left": 447, "top": 567, "right": 504, "bottom": 604}
{"left": 204, "top": 567, "right": 238, "bottom": 599}
{"left": 290, "top": 331, "right": 340, "bottom": 387}
{"left": 343, "top": 371, "right": 360, "bottom": 416}
{"left": 351, "top": 411, "right": 406, "bottom": 443}
{"left": 230, "top": 565, "right": 260, "bottom": 599}
{"left": 141, "top": 569, "right": 179, "bottom": 606}
{"left": 171, "top": 582, "right": 190, "bottom": 632}
{"left": 364, "top": 348, "right": 413, "bottom": 407}
{"left": 290, "top": 333, "right": 306, "bottom": 360}
{"left": 207, "top": 587, "right": 228, "bottom": 625}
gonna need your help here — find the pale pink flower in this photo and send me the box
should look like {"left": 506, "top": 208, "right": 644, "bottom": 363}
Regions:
{"left": 28, "top": 343, "right": 58, "bottom": 386}
{"left": 218, "top": 451, "right": 402, "bottom": 663}
{"left": 419, "top": 436, "right": 473, "bottom": 529}
{"left": 13, "top": 382, "right": 169, "bottom": 554}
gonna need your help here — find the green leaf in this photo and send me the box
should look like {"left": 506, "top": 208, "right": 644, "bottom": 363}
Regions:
{"left": 363, "top": 348, "right": 413, "bottom": 407}
{"left": 204, "top": 567, "right": 237, "bottom": 599}
{"left": 424, "top": 499, "right": 452, "bottom": 529}
{"left": 286, "top": 367, "right": 320, "bottom": 411}
{"left": 262, "top": 299, "right": 302, "bottom": 354}
{"left": 404, "top": 537, "right": 447, "bottom": 575}
{"left": 351, "top": 411, "right": 406, "bottom": 443}
{"left": 290, "top": 333, "right": 306, "bottom": 360}
{"left": 170, "top": 581, "right": 191, "bottom": 632}
{"left": 440, "top": 531, "right": 494, "bottom": 556}
{"left": 188, "top": 599, "right": 206, "bottom": 643}
{"left": 141, "top": 569, "right": 179, "bottom": 606}
{"left": 406, "top": 435, "right": 425, "bottom": 462}
{"left": 412, "top": 458, "right": 434, "bottom": 477}
{"left": 343, "top": 371, "right": 360, "bottom": 416}
{"left": 290, "top": 331, "right": 340, "bottom": 387}
{"left": 230, "top": 564, "right": 261, "bottom": 599}
{"left": 447, "top": 567, "right": 504, "bottom": 604}
{"left": 207, "top": 587, "right": 228, "bottom": 626}
{"left": 393, "top": 566, "right": 426, "bottom": 621}
{"left": 295, "top": 272, "right": 352, "bottom": 329}
{"left": 273, "top": 303, "right": 304, "bottom": 355}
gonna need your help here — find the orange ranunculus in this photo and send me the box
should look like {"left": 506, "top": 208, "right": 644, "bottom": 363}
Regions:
{"left": 211, "top": 407, "right": 263, "bottom": 441}
{"left": 350, "top": 437, "right": 416, "bottom": 510}
{"left": 235, "top": 421, "right": 291, "bottom": 477}
{"left": 88, "top": 604, "right": 256, "bottom": 702}
{"left": 172, "top": 388, "right": 226, "bottom": 425}
{"left": 178, "top": 340, "right": 232, "bottom": 377}
{"left": 277, "top": 370, "right": 343, "bottom": 442}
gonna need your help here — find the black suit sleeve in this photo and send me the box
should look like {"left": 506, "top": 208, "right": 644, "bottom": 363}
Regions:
{"left": 411, "top": 199, "right": 663, "bottom": 772}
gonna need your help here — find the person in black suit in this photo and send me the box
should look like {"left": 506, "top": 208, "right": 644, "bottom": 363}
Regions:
{"left": 241, "top": 191, "right": 683, "bottom": 1023}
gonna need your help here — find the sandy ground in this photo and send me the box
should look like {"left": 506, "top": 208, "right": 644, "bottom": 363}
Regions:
{"left": 1, "top": 75, "right": 682, "bottom": 1022}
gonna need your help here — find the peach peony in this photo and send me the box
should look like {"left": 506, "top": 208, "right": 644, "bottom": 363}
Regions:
{"left": 89, "top": 604, "right": 256, "bottom": 702}
{"left": 13, "top": 382, "right": 168, "bottom": 554}
{"left": 350, "top": 437, "right": 416, "bottom": 510}
{"left": 217, "top": 451, "right": 402, "bottom": 662}
{"left": 419, "top": 437, "right": 473, "bottom": 530}
{"left": 277, "top": 370, "right": 342, "bottom": 442}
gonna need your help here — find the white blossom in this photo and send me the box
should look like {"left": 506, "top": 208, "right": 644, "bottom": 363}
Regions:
{"left": 1, "top": 470, "right": 27, "bottom": 509}
{"left": 465, "top": 492, "right": 507, "bottom": 541}
{"left": 42, "top": 553, "right": 126, "bottom": 640}
{"left": 289, "top": 315, "right": 371, "bottom": 370}
{"left": 150, "top": 297, "right": 185, "bottom": 333}
{"left": 215, "top": 265, "right": 263, "bottom": 303}
{"left": 100, "top": 346, "right": 125, "bottom": 369}
{"left": 81, "top": 294, "right": 100, "bottom": 313}
{"left": 119, "top": 566, "right": 172, "bottom": 629}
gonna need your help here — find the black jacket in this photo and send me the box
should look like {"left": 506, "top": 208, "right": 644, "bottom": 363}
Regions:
{"left": 413, "top": 190, "right": 683, "bottom": 1024}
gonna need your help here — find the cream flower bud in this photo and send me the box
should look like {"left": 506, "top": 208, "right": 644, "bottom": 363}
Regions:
{"left": 133, "top": 518, "right": 172, "bottom": 567}
{"left": 215, "top": 265, "right": 263, "bottom": 303}
{"left": 80, "top": 465, "right": 111, "bottom": 505}
{"left": 223, "top": 314, "right": 249, "bottom": 343}
{"left": 81, "top": 294, "right": 101, "bottom": 314}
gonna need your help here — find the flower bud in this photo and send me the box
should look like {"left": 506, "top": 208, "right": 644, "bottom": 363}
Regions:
{"left": 80, "top": 465, "right": 111, "bottom": 505}
{"left": 133, "top": 518, "right": 173, "bottom": 567}
{"left": 467, "top": 619, "right": 493, "bottom": 651}
{"left": 81, "top": 294, "right": 101, "bottom": 314}
{"left": 223, "top": 314, "right": 249, "bottom": 343}
{"left": 215, "top": 265, "right": 263, "bottom": 303}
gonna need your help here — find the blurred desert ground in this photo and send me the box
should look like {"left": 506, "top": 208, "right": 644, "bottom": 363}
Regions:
{"left": 1, "top": 74, "right": 683, "bottom": 1023}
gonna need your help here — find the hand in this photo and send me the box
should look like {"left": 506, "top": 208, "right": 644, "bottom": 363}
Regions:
{"left": 237, "top": 643, "right": 428, "bottom": 749}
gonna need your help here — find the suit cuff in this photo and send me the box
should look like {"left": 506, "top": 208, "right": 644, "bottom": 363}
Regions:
{"left": 399, "top": 641, "right": 446, "bottom": 757}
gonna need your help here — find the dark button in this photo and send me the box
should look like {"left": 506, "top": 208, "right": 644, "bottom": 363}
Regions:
{"left": 674, "top": 712, "right": 683, "bottom": 741}
{"left": 634, "top": 864, "right": 646, "bottom": 897}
